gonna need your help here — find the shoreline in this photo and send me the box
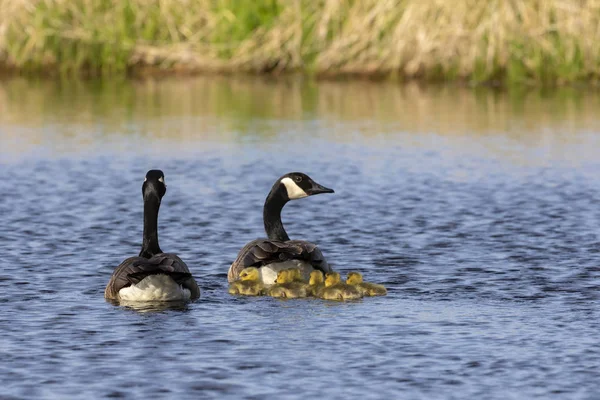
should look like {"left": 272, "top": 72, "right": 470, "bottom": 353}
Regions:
{"left": 1, "top": 67, "right": 598, "bottom": 91}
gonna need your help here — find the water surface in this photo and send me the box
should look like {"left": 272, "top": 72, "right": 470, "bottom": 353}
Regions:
{"left": 1, "top": 77, "right": 600, "bottom": 399}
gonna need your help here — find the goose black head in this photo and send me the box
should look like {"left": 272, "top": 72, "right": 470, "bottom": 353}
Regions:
{"left": 142, "top": 169, "right": 167, "bottom": 200}
{"left": 278, "top": 172, "right": 334, "bottom": 201}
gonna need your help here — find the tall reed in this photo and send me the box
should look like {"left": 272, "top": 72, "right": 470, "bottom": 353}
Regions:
{"left": 1, "top": 0, "right": 600, "bottom": 84}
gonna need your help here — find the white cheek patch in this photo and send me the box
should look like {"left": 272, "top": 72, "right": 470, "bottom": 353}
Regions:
{"left": 158, "top": 176, "right": 164, "bottom": 183}
{"left": 281, "top": 177, "right": 308, "bottom": 200}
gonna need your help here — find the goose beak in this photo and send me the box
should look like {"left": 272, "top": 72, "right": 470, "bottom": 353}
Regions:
{"left": 306, "top": 182, "right": 334, "bottom": 195}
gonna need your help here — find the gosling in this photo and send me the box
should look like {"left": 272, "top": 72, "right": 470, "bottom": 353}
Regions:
{"left": 228, "top": 267, "right": 265, "bottom": 296}
{"left": 346, "top": 272, "right": 387, "bottom": 296}
{"left": 268, "top": 268, "right": 309, "bottom": 299}
{"left": 319, "top": 272, "right": 362, "bottom": 301}
{"left": 308, "top": 270, "right": 325, "bottom": 297}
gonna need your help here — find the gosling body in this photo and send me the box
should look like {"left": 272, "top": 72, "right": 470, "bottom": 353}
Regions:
{"left": 319, "top": 272, "right": 362, "bottom": 301}
{"left": 346, "top": 272, "right": 387, "bottom": 296}
{"left": 268, "top": 269, "right": 310, "bottom": 299}
{"left": 308, "top": 270, "right": 325, "bottom": 297}
{"left": 228, "top": 267, "right": 265, "bottom": 296}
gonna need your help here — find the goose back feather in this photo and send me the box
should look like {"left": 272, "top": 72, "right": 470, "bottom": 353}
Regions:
{"left": 105, "top": 253, "right": 200, "bottom": 300}
{"left": 227, "top": 238, "right": 331, "bottom": 282}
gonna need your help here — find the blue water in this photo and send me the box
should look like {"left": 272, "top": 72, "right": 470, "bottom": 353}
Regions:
{"left": 1, "top": 77, "right": 600, "bottom": 399}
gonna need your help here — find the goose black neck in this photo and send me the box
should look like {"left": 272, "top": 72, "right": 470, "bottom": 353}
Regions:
{"left": 139, "top": 194, "right": 162, "bottom": 258}
{"left": 263, "top": 185, "right": 290, "bottom": 241}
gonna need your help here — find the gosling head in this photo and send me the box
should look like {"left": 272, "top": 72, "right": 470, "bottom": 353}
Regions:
{"left": 143, "top": 169, "right": 167, "bottom": 201}
{"left": 274, "top": 269, "right": 291, "bottom": 284}
{"left": 239, "top": 267, "right": 260, "bottom": 281}
{"left": 324, "top": 272, "right": 341, "bottom": 287}
{"left": 275, "top": 269, "right": 299, "bottom": 284}
{"left": 309, "top": 270, "right": 324, "bottom": 285}
{"left": 276, "top": 172, "right": 334, "bottom": 201}
{"left": 346, "top": 272, "right": 364, "bottom": 285}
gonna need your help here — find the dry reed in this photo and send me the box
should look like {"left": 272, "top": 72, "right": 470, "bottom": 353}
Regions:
{"left": 1, "top": 0, "right": 600, "bottom": 84}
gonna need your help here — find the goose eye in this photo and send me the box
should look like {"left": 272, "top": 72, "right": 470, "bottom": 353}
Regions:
{"left": 294, "top": 176, "right": 302, "bottom": 183}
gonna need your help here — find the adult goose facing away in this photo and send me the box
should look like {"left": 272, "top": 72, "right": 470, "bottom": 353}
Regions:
{"left": 105, "top": 170, "right": 200, "bottom": 301}
{"left": 228, "top": 172, "right": 334, "bottom": 285}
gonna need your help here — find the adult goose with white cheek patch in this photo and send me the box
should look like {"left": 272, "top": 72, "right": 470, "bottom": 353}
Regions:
{"left": 228, "top": 172, "right": 334, "bottom": 285}
{"left": 105, "top": 170, "right": 200, "bottom": 302}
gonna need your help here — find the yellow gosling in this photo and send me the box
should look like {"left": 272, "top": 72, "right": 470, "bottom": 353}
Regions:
{"left": 346, "top": 272, "right": 387, "bottom": 296}
{"left": 319, "top": 272, "right": 362, "bottom": 301}
{"left": 290, "top": 268, "right": 305, "bottom": 282}
{"left": 228, "top": 267, "right": 265, "bottom": 296}
{"left": 308, "top": 270, "right": 325, "bottom": 297}
{"left": 268, "top": 269, "right": 309, "bottom": 299}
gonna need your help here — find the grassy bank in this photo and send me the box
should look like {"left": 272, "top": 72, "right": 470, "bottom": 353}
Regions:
{"left": 1, "top": 0, "right": 600, "bottom": 85}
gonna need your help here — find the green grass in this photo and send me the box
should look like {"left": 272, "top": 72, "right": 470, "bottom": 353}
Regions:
{"left": 1, "top": 0, "right": 600, "bottom": 85}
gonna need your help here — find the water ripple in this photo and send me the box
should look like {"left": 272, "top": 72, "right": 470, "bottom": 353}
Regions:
{"left": 2, "top": 78, "right": 600, "bottom": 399}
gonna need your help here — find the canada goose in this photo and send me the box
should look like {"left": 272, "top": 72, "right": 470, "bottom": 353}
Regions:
{"left": 308, "top": 270, "right": 325, "bottom": 297}
{"left": 319, "top": 272, "right": 362, "bottom": 301}
{"left": 268, "top": 268, "right": 310, "bottom": 299}
{"left": 104, "top": 170, "right": 200, "bottom": 302}
{"left": 228, "top": 172, "right": 334, "bottom": 285}
{"left": 228, "top": 267, "right": 265, "bottom": 296}
{"left": 346, "top": 272, "right": 387, "bottom": 296}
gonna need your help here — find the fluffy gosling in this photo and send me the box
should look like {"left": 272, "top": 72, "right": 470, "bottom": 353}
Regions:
{"left": 268, "top": 268, "right": 309, "bottom": 299}
{"left": 308, "top": 270, "right": 325, "bottom": 297}
{"left": 346, "top": 272, "right": 387, "bottom": 296}
{"left": 228, "top": 267, "right": 265, "bottom": 296}
{"left": 319, "top": 272, "right": 362, "bottom": 301}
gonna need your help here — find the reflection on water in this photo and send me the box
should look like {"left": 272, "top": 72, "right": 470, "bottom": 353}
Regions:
{"left": 2, "top": 76, "right": 600, "bottom": 399}
{"left": 109, "top": 299, "right": 191, "bottom": 313}
{"left": 2, "top": 77, "right": 600, "bottom": 163}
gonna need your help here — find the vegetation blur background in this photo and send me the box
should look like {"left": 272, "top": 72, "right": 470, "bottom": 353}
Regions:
{"left": 1, "top": 0, "right": 600, "bottom": 85}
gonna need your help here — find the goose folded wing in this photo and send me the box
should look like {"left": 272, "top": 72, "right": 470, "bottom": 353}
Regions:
{"left": 287, "top": 240, "right": 332, "bottom": 274}
{"left": 228, "top": 239, "right": 331, "bottom": 282}
{"left": 105, "top": 254, "right": 199, "bottom": 299}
